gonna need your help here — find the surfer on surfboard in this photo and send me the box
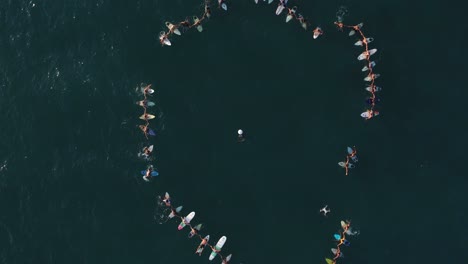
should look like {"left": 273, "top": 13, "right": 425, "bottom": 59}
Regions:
{"left": 297, "top": 14, "right": 308, "bottom": 30}
{"left": 313, "top": 27, "right": 323, "bottom": 39}
{"left": 168, "top": 205, "right": 183, "bottom": 219}
{"left": 188, "top": 224, "right": 202, "bottom": 238}
{"left": 139, "top": 124, "right": 156, "bottom": 138}
{"left": 221, "top": 254, "right": 232, "bottom": 264}
{"left": 360, "top": 109, "right": 379, "bottom": 120}
{"left": 142, "top": 145, "right": 153, "bottom": 157}
{"left": 140, "top": 113, "right": 155, "bottom": 121}
{"left": 338, "top": 157, "right": 354, "bottom": 176}
{"left": 195, "top": 235, "right": 209, "bottom": 255}
{"left": 346, "top": 146, "right": 358, "bottom": 163}
{"left": 162, "top": 192, "right": 171, "bottom": 207}
{"left": 142, "top": 84, "right": 152, "bottom": 95}
{"left": 144, "top": 166, "right": 154, "bottom": 181}
{"left": 204, "top": 4, "right": 211, "bottom": 18}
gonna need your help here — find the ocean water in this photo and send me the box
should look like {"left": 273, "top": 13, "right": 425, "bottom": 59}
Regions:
{"left": 0, "top": 0, "right": 466, "bottom": 263}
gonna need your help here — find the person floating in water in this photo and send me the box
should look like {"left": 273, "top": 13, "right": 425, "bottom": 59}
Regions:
{"left": 237, "top": 129, "right": 245, "bottom": 143}
{"left": 179, "top": 18, "right": 191, "bottom": 31}
{"left": 319, "top": 205, "right": 331, "bottom": 216}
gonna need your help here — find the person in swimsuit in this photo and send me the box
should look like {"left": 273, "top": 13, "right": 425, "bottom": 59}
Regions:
{"left": 141, "top": 113, "right": 151, "bottom": 121}
{"left": 188, "top": 224, "right": 201, "bottom": 238}
{"left": 144, "top": 166, "right": 153, "bottom": 181}
{"left": 313, "top": 27, "right": 323, "bottom": 37}
{"left": 204, "top": 4, "right": 211, "bottom": 18}
{"left": 347, "top": 146, "right": 357, "bottom": 161}
{"left": 364, "top": 109, "right": 379, "bottom": 120}
{"left": 195, "top": 237, "right": 208, "bottom": 255}
{"left": 143, "top": 146, "right": 152, "bottom": 156}
{"left": 162, "top": 196, "right": 171, "bottom": 207}
{"left": 297, "top": 14, "right": 308, "bottom": 29}
{"left": 143, "top": 84, "right": 152, "bottom": 95}
{"left": 139, "top": 124, "right": 149, "bottom": 139}
{"left": 179, "top": 18, "right": 191, "bottom": 31}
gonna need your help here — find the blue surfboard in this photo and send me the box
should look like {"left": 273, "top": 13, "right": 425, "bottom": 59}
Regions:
{"left": 140, "top": 170, "right": 159, "bottom": 177}
{"left": 148, "top": 129, "right": 156, "bottom": 136}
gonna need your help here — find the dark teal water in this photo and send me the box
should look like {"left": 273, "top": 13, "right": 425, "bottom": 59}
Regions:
{"left": 0, "top": 0, "right": 465, "bottom": 263}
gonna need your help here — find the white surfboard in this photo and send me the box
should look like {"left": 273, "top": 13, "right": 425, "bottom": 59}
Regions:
{"left": 338, "top": 162, "right": 355, "bottom": 168}
{"left": 158, "top": 31, "right": 171, "bottom": 46}
{"left": 364, "top": 73, "right": 380, "bottom": 82}
{"left": 139, "top": 114, "right": 156, "bottom": 120}
{"left": 313, "top": 27, "right": 322, "bottom": 39}
{"left": 223, "top": 254, "right": 232, "bottom": 263}
{"left": 275, "top": 5, "right": 285, "bottom": 15}
{"left": 209, "top": 236, "right": 227, "bottom": 260}
{"left": 193, "top": 16, "right": 203, "bottom": 32}
{"left": 285, "top": 7, "right": 296, "bottom": 22}
{"left": 341, "top": 220, "right": 348, "bottom": 230}
{"left": 360, "top": 110, "right": 379, "bottom": 119}
{"left": 365, "top": 86, "right": 381, "bottom": 92}
{"left": 178, "top": 211, "right": 195, "bottom": 230}
{"left": 357, "top": 49, "right": 377, "bottom": 60}
{"left": 165, "top": 22, "right": 181, "bottom": 35}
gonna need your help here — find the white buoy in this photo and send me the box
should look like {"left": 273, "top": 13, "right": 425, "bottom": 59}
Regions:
{"left": 238, "top": 129, "right": 243, "bottom": 135}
